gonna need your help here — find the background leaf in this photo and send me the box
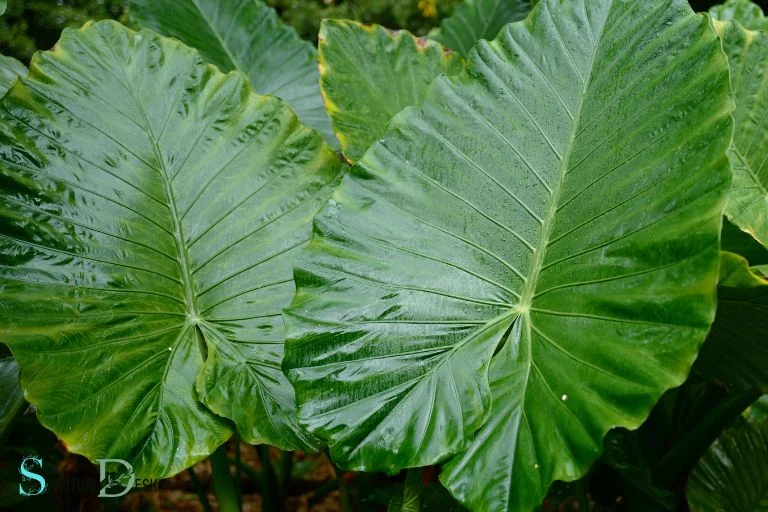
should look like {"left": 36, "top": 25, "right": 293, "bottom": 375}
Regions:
{"left": 430, "top": 0, "right": 533, "bottom": 56}
{"left": 711, "top": 15, "right": 768, "bottom": 248}
{"left": 694, "top": 252, "right": 768, "bottom": 392}
{"left": 710, "top": 0, "right": 768, "bottom": 31}
{"left": 0, "top": 20, "right": 344, "bottom": 478}
{"left": 129, "top": 0, "right": 337, "bottom": 146}
{"left": 0, "top": 52, "right": 24, "bottom": 97}
{"left": 687, "top": 419, "right": 768, "bottom": 511}
{"left": 319, "top": 20, "right": 464, "bottom": 162}
{"left": 722, "top": 217, "right": 768, "bottom": 265}
{"left": 284, "top": 0, "right": 732, "bottom": 510}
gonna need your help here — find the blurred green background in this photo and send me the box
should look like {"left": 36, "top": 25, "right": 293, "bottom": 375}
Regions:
{"left": 0, "top": 0, "right": 722, "bottom": 65}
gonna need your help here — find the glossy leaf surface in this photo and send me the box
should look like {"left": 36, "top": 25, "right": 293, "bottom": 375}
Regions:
{"left": 710, "top": 0, "right": 768, "bottom": 31}
{"left": 129, "top": 0, "right": 336, "bottom": 145}
{"left": 430, "top": 0, "right": 533, "bottom": 56}
{"left": 712, "top": 17, "right": 768, "bottom": 247}
{"left": 0, "top": 20, "right": 344, "bottom": 478}
{"left": 688, "top": 419, "right": 768, "bottom": 511}
{"left": 0, "top": 54, "right": 25, "bottom": 97}
{"left": 319, "top": 20, "right": 464, "bottom": 162}
{"left": 695, "top": 252, "right": 768, "bottom": 392}
{"left": 284, "top": 0, "right": 732, "bottom": 510}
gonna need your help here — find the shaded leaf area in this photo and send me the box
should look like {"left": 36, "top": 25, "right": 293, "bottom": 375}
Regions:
{"left": 695, "top": 252, "right": 768, "bottom": 392}
{"left": 0, "top": 20, "right": 345, "bottom": 478}
{"left": 430, "top": 0, "right": 533, "bottom": 56}
{"left": 722, "top": 217, "right": 768, "bottom": 265}
{"left": 710, "top": 0, "right": 768, "bottom": 31}
{"left": 129, "top": 0, "right": 336, "bottom": 145}
{"left": 318, "top": 19, "right": 464, "bottom": 162}
{"left": 284, "top": 0, "right": 732, "bottom": 510}
{"left": 711, "top": 14, "right": 768, "bottom": 248}
{"left": 688, "top": 419, "right": 768, "bottom": 511}
{"left": 0, "top": 52, "right": 24, "bottom": 96}
{"left": 0, "top": 352, "right": 24, "bottom": 440}
{"left": 750, "top": 395, "right": 768, "bottom": 421}
{"left": 589, "top": 378, "right": 756, "bottom": 511}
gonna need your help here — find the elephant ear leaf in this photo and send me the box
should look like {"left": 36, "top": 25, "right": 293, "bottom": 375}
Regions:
{"left": 710, "top": 15, "right": 768, "bottom": 248}
{"left": 129, "top": 0, "right": 336, "bottom": 146}
{"left": 695, "top": 252, "right": 768, "bottom": 392}
{"left": 0, "top": 20, "right": 345, "bottom": 478}
{"left": 710, "top": 0, "right": 768, "bottom": 31}
{"left": 319, "top": 20, "right": 464, "bottom": 162}
{"left": 687, "top": 419, "right": 768, "bottom": 512}
{"left": 430, "top": 0, "right": 533, "bottom": 56}
{"left": 283, "top": 0, "right": 731, "bottom": 510}
{"left": 0, "top": 54, "right": 25, "bottom": 97}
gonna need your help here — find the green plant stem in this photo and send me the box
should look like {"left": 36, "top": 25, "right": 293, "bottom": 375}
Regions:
{"left": 337, "top": 474, "right": 353, "bottom": 512}
{"left": 229, "top": 455, "right": 261, "bottom": 490}
{"left": 574, "top": 478, "right": 589, "bottom": 511}
{"left": 187, "top": 468, "right": 215, "bottom": 512}
{"left": 655, "top": 387, "right": 761, "bottom": 487}
{"left": 234, "top": 434, "right": 243, "bottom": 509}
{"left": 328, "top": 455, "right": 354, "bottom": 512}
{"left": 210, "top": 443, "right": 240, "bottom": 512}
{"left": 278, "top": 450, "right": 294, "bottom": 504}
{"left": 259, "top": 445, "right": 281, "bottom": 512}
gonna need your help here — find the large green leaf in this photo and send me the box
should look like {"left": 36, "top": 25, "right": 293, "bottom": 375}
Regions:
{"left": 319, "top": 20, "right": 464, "bottom": 163}
{"left": 0, "top": 20, "right": 344, "bottom": 478}
{"left": 695, "top": 252, "right": 768, "bottom": 392}
{"left": 129, "top": 0, "right": 336, "bottom": 146}
{"left": 0, "top": 54, "right": 25, "bottom": 97}
{"left": 711, "top": 16, "right": 768, "bottom": 248}
{"left": 283, "top": 0, "right": 731, "bottom": 510}
{"left": 0, "top": 0, "right": 5, "bottom": 17}
{"left": 710, "top": 0, "right": 768, "bottom": 31}
{"left": 430, "top": 0, "right": 533, "bottom": 56}
{"left": 687, "top": 419, "right": 768, "bottom": 511}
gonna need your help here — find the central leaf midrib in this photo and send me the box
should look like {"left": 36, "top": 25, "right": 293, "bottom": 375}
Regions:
{"left": 130, "top": 87, "right": 200, "bottom": 320}
{"left": 519, "top": 4, "right": 608, "bottom": 310}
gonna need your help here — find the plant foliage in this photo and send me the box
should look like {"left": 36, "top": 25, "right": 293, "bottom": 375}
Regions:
{"left": 709, "top": 7, "right": 768, "bottom": 248}
{"left": 430, "top": 0, "right": 533, "bottom": 55}
{"left": 318, "top": 19, "right": 464, "bottom": 162}
{"left": 0, "top": 19, "right": 344, "bottom": 478}
{"left": 129, "top": 0, "right": 336, "bottom": 145}
{"left": 0, "top": 0, "right": 766, "bottom": 511}
{"left": 687, "top": 419, "right": 768, "bottom": 511}
{"left": 283, "top": 0, "right": 733, "bottom": 509}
